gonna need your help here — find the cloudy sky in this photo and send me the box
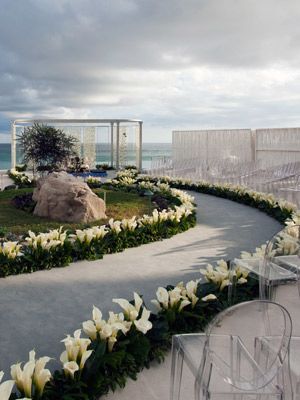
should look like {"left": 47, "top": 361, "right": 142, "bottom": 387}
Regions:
{"left": 1, "top": 0, "right": 300, "bottom": 142}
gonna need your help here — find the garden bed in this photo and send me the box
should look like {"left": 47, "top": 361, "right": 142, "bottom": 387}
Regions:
{"left": 0, "top": 188, "right": 151, "bottom": 236}
{"left": 0, "top": 170, "right": 196, "bottom": 278}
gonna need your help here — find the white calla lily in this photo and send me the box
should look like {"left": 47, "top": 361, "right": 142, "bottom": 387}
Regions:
{"left": 220, "top": 279, "right": 230, "bottom": 291}
{"left": 0, "top": 371, "right": 14, "bottom": 400}
{"left": 169, "top": 287, "right": 182, "bottom": 307}
{"left": 202, "top": 294, "right": 217, "bottom": 301}
{"left": 60, "top": 351, "right": 69, "bottom": 365}
{"left": 82, "top": 320, "right": 98, "bottom": 340}
{"left": 63, "top": 361, "right": 79, "bottom": 379}
{"left": 178, "top": 299, "right": 191, "bottom": 312}
{"left": 134, "top": 308, "right": 153, "bottom": 334}
{"left": 99, "top": 323, "right": 113, "bottom": 340}
{"left": 150, "top": 299, "right": 162, "bottom": 310}
{"left": 11, "top": 359, "right": 35, "bottom": 398}
{"left": 113, "top": 292, "right": 143, "bottom": 321}
{"left": 155, "top": 287, "right": 169, "bottom": 309}
{"left": 34, "top": 368, "right": 51, "bottom": 396}
{"left": 92, "top": 306, "right": 102, "bottom": 322}
{"left": 109, "top": 218, "right": 122, "bottom": 234}
{"left": 79, "top": 350, "right": 93, "bottom": 370}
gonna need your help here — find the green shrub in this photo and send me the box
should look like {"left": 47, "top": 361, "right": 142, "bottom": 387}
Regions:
{"left": 15, "top": 164, "right": 27, "bottom": 172}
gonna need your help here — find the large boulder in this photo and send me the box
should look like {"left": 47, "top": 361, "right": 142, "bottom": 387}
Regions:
{"left": 32, "top": 172, "right": 106, "bottom": 223}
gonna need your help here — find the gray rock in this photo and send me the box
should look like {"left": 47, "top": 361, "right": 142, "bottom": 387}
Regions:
{"left": 33, "top": 171, "right": 106, "bottom": 222}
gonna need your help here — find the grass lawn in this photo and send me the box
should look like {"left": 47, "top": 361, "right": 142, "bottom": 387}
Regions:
{"left": 0, "top": 188, "right": 151, "bottom": 236}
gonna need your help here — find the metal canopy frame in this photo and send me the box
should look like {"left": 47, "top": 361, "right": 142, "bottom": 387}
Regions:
{"left": 11, "top": 118, "right": 143, "bottom": 170}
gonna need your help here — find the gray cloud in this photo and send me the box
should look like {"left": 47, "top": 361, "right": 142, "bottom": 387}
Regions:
{"left": 1, "top": 0, "right": 300, "bottom": 142}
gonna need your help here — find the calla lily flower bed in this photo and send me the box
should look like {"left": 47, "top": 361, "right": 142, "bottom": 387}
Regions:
{"left": 0, "top": 170, "right": 196, "bottom": 277}
{"left": 1, "top": 171, "right": 299, "bottom": 400}
{"left": 147, "top": 176, "right": 295, "bottom": 223}
{"left": 2, "top": 270, "right": 258, "bottom": 400}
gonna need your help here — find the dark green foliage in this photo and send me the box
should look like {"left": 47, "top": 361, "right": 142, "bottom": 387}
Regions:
{"left": 15, "top": 164, "right": 27, "bottom": 172}
{"left": 96, "top": 164, "right": 114, "bottom": 171}
{"left": 86, "top": 180, "right": 102, "bottom": 189}
{"left": 68, "top": 156, "right": 88, "bottom": 173}
{"left": 123, "top": 330, "right": 151, "bottom": 370}
{"left": 22, "top": 240, "right": 73, "bottom": 271}
{"left": 42, "top": 370, "right": 90, "bottom": 400}
{"left": 151, "top": 193, "right": 169, "bottom": 210}
{"left": 71, "top": 237, "right": 106, "bottom": 261}
{"left": 77, "top": 331, "right": 151, "bottom": 399}
{"left": 0, "top": 254, "right": 24, "bottom": 277}
{"left": 124, "top": 165, "right": 137, "bottom": 170}
{"left": 230, "top": 275, "right": 259, "bottom": 304}
{"left": 11, "top": 192, "right": 36, "bottom": 212}
{"left": 4, "top": 184, "right": 17, "bottom": 190}
{"left": 36, "top": 165, "right": 55, "bottom": 172}
{"left": 0, "top": 226, "right": 7, "bottom": 237}
{"left": 146, "top": 314, "right": 170, "bottom": 362}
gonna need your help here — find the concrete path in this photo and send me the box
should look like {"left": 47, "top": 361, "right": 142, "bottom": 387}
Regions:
{"left": 0, "top": 193, "right": 282, "bottom": 392}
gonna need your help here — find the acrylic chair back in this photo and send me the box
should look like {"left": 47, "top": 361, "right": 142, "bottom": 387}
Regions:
{"left": 260, "top": 225, "right": 300, "bottom": 310}
{"left": 195, "top": 300, "right": 292, "bottom": 398}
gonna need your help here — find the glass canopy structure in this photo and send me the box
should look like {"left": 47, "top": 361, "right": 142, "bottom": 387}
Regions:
{"left": 11, "top": 118, "right": 143, "bottom": 170}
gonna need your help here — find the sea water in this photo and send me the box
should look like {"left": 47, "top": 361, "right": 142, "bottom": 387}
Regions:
{"left": 0, "top": 143, "right": 172, "bottom": 170}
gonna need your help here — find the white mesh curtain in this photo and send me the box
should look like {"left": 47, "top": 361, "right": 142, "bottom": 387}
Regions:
{"left": 61, "top": 126, "right": 82, "bottom": 157}
{"left": 15, "top": 126, "right": 25, "bottom": 165}
{"left": 125, "top": 124, "right": 137, "bottom": 167}
{"left": 172, "top": 130, "right": 208, "bottom": 169}
{"left": 172, "top": 129, "right": 252, "bottom": 168}
{"left": 206, "top": 129, "right": 252, "bottom": 162}
{"left": 82, "top": 127, "right": 96, "bottom": 168}
{"left": 119, "top": 126, "right": 127, "bottom": 167}
{"left": 135, "top": 124, "right": 141, "bottom": 168}
{"left": 114, "top": 124, "right": 138, "bottom": 168}
{"left": 256, "top": 128, "right": 300, "bottom": 168}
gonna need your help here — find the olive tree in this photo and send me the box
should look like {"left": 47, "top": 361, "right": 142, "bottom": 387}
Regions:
{"left": 18, "top": 123, "right": 78, "bottom": 173}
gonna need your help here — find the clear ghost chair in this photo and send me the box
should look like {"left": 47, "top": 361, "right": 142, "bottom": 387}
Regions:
{"left": 228, "top": 225, "right": 300, "bottom": 306}
{"left": 258, "top": 225, "right": 300, "bottom": 399}
{"left": 170, "top": 300, "right": 292, "bottom": 400}
{"left": 280, "top": 174, "right": 300, "bottom": 192}
{"left": 228, "top": 256, "right": 296, "bottom": 307}
{"left": 260, "top": 224, "right": 300, "bottom": 303}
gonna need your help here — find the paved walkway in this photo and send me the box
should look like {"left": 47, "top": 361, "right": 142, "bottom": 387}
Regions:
{"left": 0, "top": 193, "right": 282, "bottom": 394}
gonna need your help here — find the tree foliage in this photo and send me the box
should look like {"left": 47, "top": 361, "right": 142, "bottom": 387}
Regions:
{"left": 17, "top": 123, "right": 78, "bottom": 171}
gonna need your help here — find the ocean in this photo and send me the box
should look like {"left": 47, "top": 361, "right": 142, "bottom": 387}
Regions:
{"left": 0, "top": 143, "right": 172, "bottom": 170}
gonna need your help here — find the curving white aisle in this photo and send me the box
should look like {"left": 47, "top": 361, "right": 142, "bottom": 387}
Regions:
{"left": 0, "top": 193, "right": 282, "bottom": 390}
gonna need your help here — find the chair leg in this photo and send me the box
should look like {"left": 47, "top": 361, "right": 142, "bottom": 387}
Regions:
{"left": 170, "top": 339, "right": 184, "bottom": 400}
{"left": 228, "top": 277, "right": 236, "bottom": 306}
{"left": 282, "top": 347, "right": 294, "bottom": 400}
{"left": 194, "top": 361, "right": 212, "bottom": 400}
